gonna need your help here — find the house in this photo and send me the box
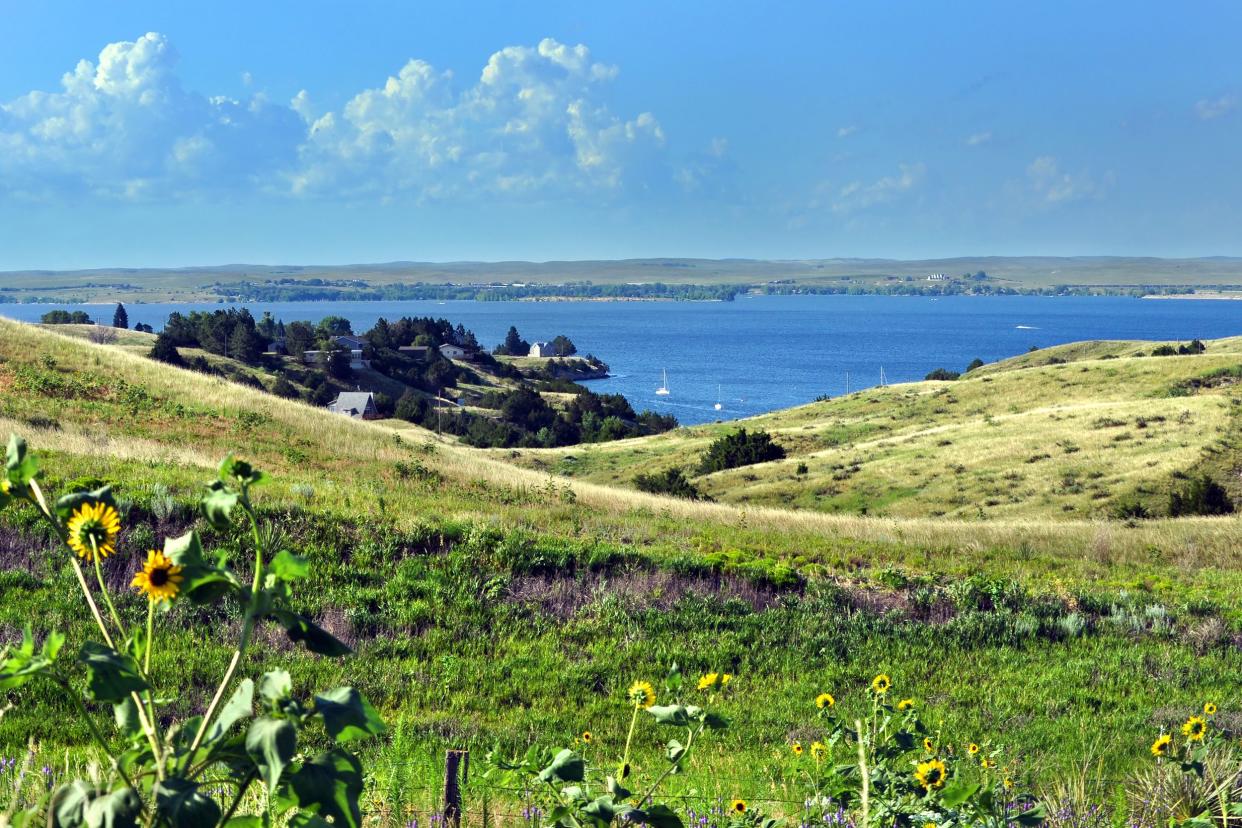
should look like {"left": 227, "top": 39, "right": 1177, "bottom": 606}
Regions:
{"left": 925, "top": 273, "right": 949, "bottom": 282}
{"left": 331, "top": 334, "right": 368, "bottom": 349}
{"left": 528, "top": 341, "right": 552, "bottom": 357}
{"left": 439, "top": 343, "right": 468, "bottom": 360}
{"left": 303, "top": 349, "right": 370, "bottom": 370}
{"left": 328, "top": 391, "right": 379, "bottom": 420}
{"left": 265, "top": 338, "right": 286, "bottom": 355}
{"left": 398, "top": 345, "right": 434, "bottom": 362}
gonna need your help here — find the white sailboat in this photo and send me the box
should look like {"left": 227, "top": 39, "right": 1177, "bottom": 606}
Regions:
{"left": 656, "top": 368, "right": 671, "bottom": 396}
{"left": 714, "top": 383, "right": 723, "bottom": 411}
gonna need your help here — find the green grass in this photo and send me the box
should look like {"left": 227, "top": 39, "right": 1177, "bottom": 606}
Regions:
{"left": 1, "top": 319, "right": 1241, "bottom": 822}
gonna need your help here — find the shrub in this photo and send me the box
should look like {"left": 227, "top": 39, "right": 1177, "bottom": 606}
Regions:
{"left": 634, "top": 468, "right": 708, "bottom": 500}
{"left": 698, "top": 428, "right": 786, "bottom": 474}
{"left": 1169, "top": 474, "right": 1234, "bottom": 516}
{"left": 924, "top": 368, "right": 961, "bottom": 381}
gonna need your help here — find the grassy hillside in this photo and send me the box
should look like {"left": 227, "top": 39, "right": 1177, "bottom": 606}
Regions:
{"left": 506, "top": 337, "right": 1242, "bottom": 521}
{"left": 2, "top": 318, "right": 1242, "bottom": 822}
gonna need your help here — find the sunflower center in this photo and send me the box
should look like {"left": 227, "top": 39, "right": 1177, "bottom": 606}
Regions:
{"left": 149, "top": 568, "right": 170, "bottom": 587}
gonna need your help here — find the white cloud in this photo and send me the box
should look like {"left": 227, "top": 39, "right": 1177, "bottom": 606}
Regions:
{"left": 966, "top": 131, "right": 992, "bottom": 146}
{"left": 1026, "top": 155, "right": 1107, "bottom": 204}
{"left": 1195, "top": 94, "right": 1238, "bottom": 120}
{"left": 836, "top": 125, "right": 858, "bottom": 138}
{"left": 831, "top": 162, "right": 925, "bottom": 214}
{"left": 0, "top": 33, "right": 678, "bottom": 202}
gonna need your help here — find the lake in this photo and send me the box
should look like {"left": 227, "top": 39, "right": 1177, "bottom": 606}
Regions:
{"left": 3, "top": 295, "right": 1239, "bottom": 425}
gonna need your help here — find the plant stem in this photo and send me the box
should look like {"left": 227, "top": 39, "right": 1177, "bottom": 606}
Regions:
{"left": 640, "top": 723, "right": 701, "bottom": 807}
{"left": 620, "top": 705, "right": 640, "bottom": 776}
{"left": 91, "top": 540, "right": 125, "bottom": 636}
{"left": 857, "top": 719, "right": 870, "bottom": 828}
{"left": 219, "top": 770, "right": 257, "bottom": 826}
{"left": 56, "top": 677, "right": 142, "bottom": 806}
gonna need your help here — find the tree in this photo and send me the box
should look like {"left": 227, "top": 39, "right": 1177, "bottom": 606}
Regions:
{"left": 228, "top": 322, "right": 265, "bottom": 364}
{"left": 317, "top": 315, "right": 353, "bottom": 338}
{"left": 634, "top": 468, "right": 708, "bottom": 500}
{"left": 112, "top": 303, "right": 129, "bottom": 329}
{"left": 134, "top": 323, "right": 154, "bottom": 333}
{"left": 284, "top": 321, "right": 316, "bottom": 356}
{"left": 965, "top": 358, "right": 985, "bottom": 372}
{"left": 495, "top": 326, "right": 530, "bottom": 356}
{"left": 924, "top": 368, "right": 960, "bottom": 381}
{"left": 41, "top": 310, "right": 93, "bottom": 324}
{"left": 149, "top": 332, "right": 183, "bottom": 365}
{"left": 1169, "top": 475, "right": 1234, "bottom": 517}
{"left": 320, "top": 340, "right": 353, "bottom": 380}
{"left": 256, "top": 311, "right": 277, "bottom": 340}
{"left": 549, "top": 334, "right": 577, "bottom": 356}
{"left": 698, "top": 429, "right": 786, "bottom": 474}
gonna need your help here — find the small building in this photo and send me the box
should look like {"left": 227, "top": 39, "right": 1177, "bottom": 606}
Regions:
{"left": 926, "top": 273, "right": 949, "bottom": 282}
{"left": 266, "top": 338, "right": 286, "bottom": 355}
{"left": 439, "top": 343, "right": 468, "bottom": 360}
{"left": 303, "top": 349, "right": 370, "bottom": 370}
{"left": 329, "top": 392, "right": 379, "bottom": 420}
{"left": 332, "top": 334, "right": 368, "bottom": 349}
{"left": 398, "top": 345, "right": 434, "bottom": 362}
{"left": 528, "top": 341, "right": 552, "bottom": 357}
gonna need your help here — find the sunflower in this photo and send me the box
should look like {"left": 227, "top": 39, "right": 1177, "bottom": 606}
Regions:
{"left": 1204, "top": 702, "right": 1218, "bottom": 716}
{"left": 721, "top": 674, "right": 733, "bottom": 686}
{"left": 729, "top": 799, "right": 747, "bottom": 814}
{"left": 967, "top": 743, "right": 980, "bottom": 755}
{"left": 66, "top": 501, "right": 121, "bottom": 561}
{"left": 627, "top": 680, "right": 656, "bottom": 709}
{"left": 581, "top": 731, "right": 593, "bottom": 744}
{"left": 923, "top": 737, "right": 935, "bottom": 754}
{"left": 697, "top": 672, "right": 720, "bottom": 691}
{"left": 1182, "top": 716, "right": 1207, "bottom": 741}
{"left": 871, "top": 674, "right": 892, "bottom": 695}
{"left": 131, "top": 550, "right": 183, "bottom": 602}
{"left": 979, "top": 758, "right": 995, "bottom": 769}
{"left": 815, "top": 692, "right": 835, "bottom": 709}
{"left": 810, "top": 741, "right": 827, "bottom": 760}
{"left": 1150, "top": 734, "right": 1172, "bottom": 757}
{"left": 1003, "top": 778, "right": 1014, "bottom": 790}
{"left": 914, "top": 759, "right": 947, "bottom": 790}
{"left": 897, "top": 698, "right": 915, "bottom": 711}
{"left": 791, "top": 742, "right": 803, "bottom": 756}
{"left": 925, "top": 823, "right": 938, "bottom": 828}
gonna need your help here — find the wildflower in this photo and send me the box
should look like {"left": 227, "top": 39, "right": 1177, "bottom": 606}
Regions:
{"left": 967, "top": 743, "right": 980, "bottom": 755}
{"left": 729, "top": 799, "right": 747, "bottom": 814}
{"left": 131, "top": 550, "right": 183, "bottom": 602}
{"left": 1150, "top": 734, "right": 1172, "bottom": 757}
{"left": 871, "top": 674, "right": 892, "bottom": 695}
{"left": 1003, "top": 778, "right": 1014, "bottom": 790}
{"left": 914, "top": 759, "right": 947, "bottom": 790}
{"left": 980, "top": 758, "right": 995, "bottom": 769}
{"left": 897, "top": 698, "right": 915, "bottom": 711}
{"left": 627, "top": 680, "right": 656, "bottom": 709}
{"left": 923, "top": 737, "right": 935, "bottom": 753}
{"left": 1182, "top": 716, "right": 1207, "bottom": 741}
{"left": 810, "top": 741, "right": 827, "bottom": 760}
{"left": 815, "top": 693, "right": 835, "bottom": 709}
{"left": 925, "top": 823, "right": 938, "bottom": 828}
{"left": 66, "top": 501, "right": 120, "bottom": 561}
{"left": 581, "top": 731, "right": 593, "bottom": 744}
{"left": 697, "top": 672, "right": 720, "bottom": 691}
{"left": 1204, "top": 702, "right": 1218, "bottom": 716}
{"left": 722, "top": 674, "right": 732, "bottom": 686}
{"left": 791, "top": 742, "right": 803, "bottom": 756}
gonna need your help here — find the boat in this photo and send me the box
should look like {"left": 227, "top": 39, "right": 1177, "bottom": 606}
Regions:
{"left": 714, "top": 383, "right": 723, "bottom": 411}
{"left": 656, "top": 369, "right": 670, "bottom": 396}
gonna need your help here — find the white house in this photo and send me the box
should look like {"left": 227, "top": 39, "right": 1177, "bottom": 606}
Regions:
{"left": 926, "top": 273, "right": 949, "bottom": 282}
{"left": 528, "top": 341, "right": 552, "bottom": 357}
{"left": 439, "top": 343, "right": 468, "bottom": 360}
{"left": 303, "top": 349, "right": 369, "bottom": 370}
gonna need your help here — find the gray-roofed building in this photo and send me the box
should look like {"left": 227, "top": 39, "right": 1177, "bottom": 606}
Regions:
{"left": 328, "top": 391, "right": 379, "bottom": 420}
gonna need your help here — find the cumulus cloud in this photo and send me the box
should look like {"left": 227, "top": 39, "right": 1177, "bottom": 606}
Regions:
{"left": 966, "top": 131, "right": 992, "bottom": 146}
{"left": 1195, "top": 94, "right": 1238, "bottom": 120}
{"left": 0, "top": 33, "right": 676, "bottom": 202}
{"left": 836, "top": 125, "right": 858, "bottom": 138}
{"left": 1026, "top": 155, "right": 1107, "bottom": 204}
{"left": 831, "top": 162, "right": 925, "bottom": 214}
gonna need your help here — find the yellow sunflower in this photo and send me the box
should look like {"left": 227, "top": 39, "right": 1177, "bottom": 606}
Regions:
{"left": 897, "top": 698, "right": 915, "bottom": 711}
{"left": 815, "top": 692, "right": 835, "bottom": 709}
{"left": 1151, "top": 734, "right": 1172, "bottom": 757}
{"left": 1003, "top": 778, "right": 1014, "bottom": 790}
{"left": 791, "top": 742, "right": 803, "bottom": 756}
{"left": 923, "top": 737, "right": 935, "bottom": 753}
{"left": 721, "top": 674, "right": 733, "bottom": 686}
{"left": 627, "top": 680, "right": 656, "bottom": 709}
{"left": 131, "top": 550, "right": 183, "bottom": 602}
{"left": 697, "top": 672, "right": 719, "bottom": 691}
{"left": 967, "top": 743, "right": 980, "bottom": 755}
{"left": 1182, "top": 716, "right": 1207, "bottom": 741}
{"left": 729, "top": 799, "right": 747, "bottom": 815}
{"left": 1204, "top": 702, "right": 1218, "bottom": 716}
{"left": 810, "top": 741, "right": 828, "bottom": 760}
{"left": 581, "top": 731, "right": 593, "bottom": 744}
{"left": 914, "top": 759, "right": 947, "bottom": 790}
{"left": 925, "top": 823, "right": 938, "bottom": 828}
{"left": 980, "top": 758, "right": 995, "bottom": 769}
{"left": 66, "top": 501, "right": 121, "bottom": 561}
{"left": 871, "top": 674, "right": 892, "bottom": 695}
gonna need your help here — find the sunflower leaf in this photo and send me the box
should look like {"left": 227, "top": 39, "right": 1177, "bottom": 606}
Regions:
{"left": 314, "top": 687, "right": 386, "bottom": 743}
{"left": 206, "top": 678, "right": 255, "bottom": 744}
{"left": 154, "top": 778, "right": 222, "bottom": 828}
{"left": 201, "top": 482, "right": 240, "bottom": 530}
{"left": 940, "top": 781, "right": 980, "bottom": 808}
{"left": 275, "top": 749, "right": 363, "bottom": 828}
{"left": 53, "top": 486, "right": 116, "bottom": 521}
{"left": 246, "top": 716, "right": 297, "bottom": 792}
{"left": 78, "top": 642, "right": 148, "bottom": 703}
{"left": 538, "top": 749, "right": 585, "bottom": 783}
{"left": 164, "top": 531, "right": 239, "bottom": 604}
{"left": 269, "top": 610, "right": 352, "bottom": 657}
{"left": 5, "top": 433, "right": 38, "bottom": 484}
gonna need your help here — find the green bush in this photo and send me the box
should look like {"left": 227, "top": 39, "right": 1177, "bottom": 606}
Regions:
{"left": 698, "top": 429, "right": 786, "bottom": 474}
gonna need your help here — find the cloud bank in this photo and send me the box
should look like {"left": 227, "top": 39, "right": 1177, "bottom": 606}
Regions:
{"left": 0, "top": 33, "right": 675, "bottom": 202}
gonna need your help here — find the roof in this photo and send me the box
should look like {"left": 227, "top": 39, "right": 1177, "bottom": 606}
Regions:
{"left": 332, "top": 335, "right": 367, "bottom": 347}
{"left": 331, "top": 392, "right": 375, "bottom": 413}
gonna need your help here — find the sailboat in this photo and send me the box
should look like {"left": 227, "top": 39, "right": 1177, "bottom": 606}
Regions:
{"left": 656, "top": 368, "right": 670, "bottom": 396}
{"left": 714, "top": 383, "right": 723, "bottom": 411}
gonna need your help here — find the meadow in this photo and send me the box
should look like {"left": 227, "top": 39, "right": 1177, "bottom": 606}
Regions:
{"left": 1, "top": 317, "right": 1241, "bottom": 826}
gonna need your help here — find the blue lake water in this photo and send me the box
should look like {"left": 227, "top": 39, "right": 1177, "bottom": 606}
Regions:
{"left": 2, "top": 295, "right": 1239, "bottom": 425}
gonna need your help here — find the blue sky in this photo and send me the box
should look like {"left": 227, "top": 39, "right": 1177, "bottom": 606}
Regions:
{"left": 1, "top": 1, "right": 1240, "bottom": 268}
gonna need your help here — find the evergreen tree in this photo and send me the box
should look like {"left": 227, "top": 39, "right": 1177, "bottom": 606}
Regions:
{"left": 149, "top": 332, "right": 182, "bottom": 365}
{"left": 496, "top": 326, "right": 530, "bottom": 356}
{"left": 112, "top": 303, "right": 129, "bottom": 329}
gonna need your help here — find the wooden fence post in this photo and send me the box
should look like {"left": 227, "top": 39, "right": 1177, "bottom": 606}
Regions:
{"left": 443, "top": 749, "right": 469, "bottom": 828}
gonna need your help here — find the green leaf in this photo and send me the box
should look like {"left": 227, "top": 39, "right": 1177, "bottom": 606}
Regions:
{"left": 637, "top": 804, "right": 684, "bottom": 828}
{"left": 78, "top": 642, "right": 148, "bottom": 703}
{"left": 646, "top": 705, "right": 690, "bottom": 727}
{"left": 269, "top": 610, "right": 352, "bottom": 656}
{"left": 1013, "top": 805, "right": 1046, "bottom": 827}
{"left": 702, "top": 711, "right": 730, "bottom": 730}
{"left": 940, "top": 781, "right": 980, "bottom": 808}
{"left": 664, "top": 663, "right": 683, "bottom": 693}
{"left": 206, "top": 678, "right": 254, "bottom": 744}
{"left": 277, "top": 749, "right": 364, "bottom": 828}
{"left": 49, "top": 781, "right": 142, "bottom": 828}
{"left": 606, "top": 776, "right": 631, "bottom": 800}
{"left": 259, "top": 670, "right": 293, "bottom": 706}
{"left": 665, "top": 739, "right": 686, "bottom": 762}
{"left": 6, "top": 433, "right": 38, "bottom": 484}
{"left": 53, "top": 486, "right": 115, "bottom": 521}
{"left": 113, "top": 698, "right": 142, "bottom": 741}
{"left": 246, "top": 716, "right": 297, "bottom": 792}
{"left": 582, "top": 796, "right": 622, "bottom": 822}
{"left": 164, "top": 531, "right": 239, "bottom": 604}
{"left": 219, "top": 454, "right": 266, "bottom": 488}
{"left": 538, "top": 749, "right": 585, "bottom": 783}
{"left": 269, "top": 550, "right": 310, "bottom": 583}
{"left": 201, "top": 482, "right": 240, "bottom": 530}
{"left": 222, "top": 818, "right": 265, "bottom": 828}
{"left": 0, "top": 625, "right": 60, "bottom": 691}
{"left": 314, "top": 687, "right": 386, "bottom": 743}
{"left": 154, "top": 779, "right": 222, "bottom": 828}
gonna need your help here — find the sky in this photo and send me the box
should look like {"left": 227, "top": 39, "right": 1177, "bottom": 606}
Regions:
{"left": 1, "top": 1, "right": 1240, "bottom": 269}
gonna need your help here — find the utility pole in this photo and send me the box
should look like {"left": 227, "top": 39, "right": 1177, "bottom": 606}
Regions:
{"left": 437, "top": 388, "right": 442, "bottom": 437}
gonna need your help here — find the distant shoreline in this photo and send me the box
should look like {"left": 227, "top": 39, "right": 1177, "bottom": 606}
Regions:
{"left": 1142, "top": 292, "right": 1242, "bottom": 301}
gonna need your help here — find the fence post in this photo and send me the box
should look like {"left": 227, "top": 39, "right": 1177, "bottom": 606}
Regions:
{"left": 443, "top": 749, "right": 468, "bottom": 828}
